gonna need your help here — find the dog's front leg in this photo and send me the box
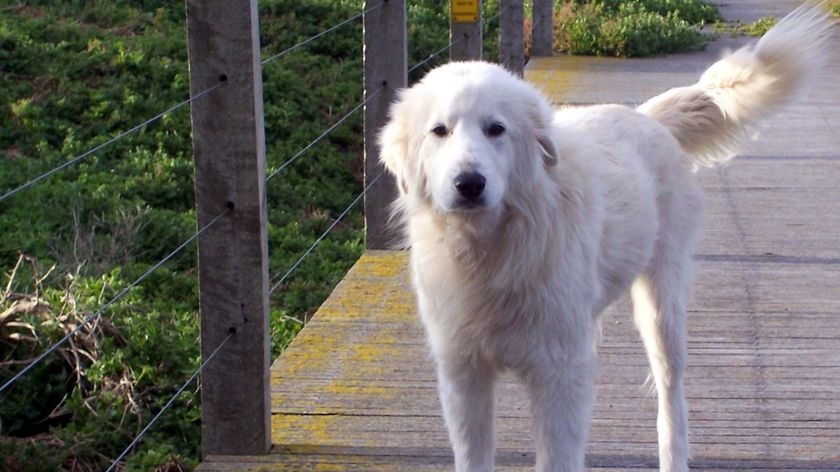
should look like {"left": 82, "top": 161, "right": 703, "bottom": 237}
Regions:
{"left": 435, "top": 355, "right": 496, "bottom": 472}
{"left": 524, "top": 349, "right": 597, "bottom": 472}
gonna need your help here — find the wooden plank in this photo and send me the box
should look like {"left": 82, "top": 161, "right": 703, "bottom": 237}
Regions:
{"left": 186, "top": 0, "right": 270, "bottom": 455}
{"left": 690, "top": 263, "right": 840, "bottom": 314}
{"left": 363, "top": 0, "right": 406, "bottom": 249}
{"left": 255, "top": 252, "right": 840, "bottom": 466}
{"left": 531, "top": 0, "right": 553, "bottom": 57}
{"left": 499, "top": 0, "right": 524, "bottom": 76}
{"left": 266, "top": 413, "right": 840, "bottom": 459}
{"left": 258, "top": 252, "right": 839, "bottom": 465}
{"left": 200, "top": 450, "right": 840, "bottom": 472}
{"left": 451, "top": 0, "right": 482, "bottom": 61}
{"left": 696, "top": 160, "right": 840, "bottom": 259}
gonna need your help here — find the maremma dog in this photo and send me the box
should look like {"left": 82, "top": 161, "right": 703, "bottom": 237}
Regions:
{"left": 378, "top": 3, "right": 833, "bottom": 471}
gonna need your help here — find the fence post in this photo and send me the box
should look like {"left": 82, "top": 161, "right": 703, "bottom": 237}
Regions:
{"left": 451, "top": 0, "right": 483, "bottom": 61}
{"left": 186, "top": 0, "right": 270, "bottom": 456}
{"left": 531, "top": 0, "right": 553, "bottom": 56}
{"left": 364, "top": 0, "right": 407, "bottom": 249}
{"left": 500, "top": 0, "right": 525, "bottom": 76}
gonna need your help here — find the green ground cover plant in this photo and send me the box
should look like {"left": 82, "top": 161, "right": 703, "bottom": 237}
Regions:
{"left": 552, "top": 0, "right": 721, "bottom": 57}
{"left": 713, "top": 15, "right": 777, "bottom": 37}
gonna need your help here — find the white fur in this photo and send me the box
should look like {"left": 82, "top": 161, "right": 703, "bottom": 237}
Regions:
{"left": 378, "top": 4, "right": 833, "bottom": 471}
{"left": 638, "top": 1, "right": 835, "bottom": 168}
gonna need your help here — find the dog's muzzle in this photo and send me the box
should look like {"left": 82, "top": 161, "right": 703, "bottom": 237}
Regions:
{"left": 453, "top": 171, "right": 486, "bottom": 209}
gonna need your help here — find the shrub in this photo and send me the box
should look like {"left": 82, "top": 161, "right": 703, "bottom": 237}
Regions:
{"left": 713, "top": 15, "right": 777, "bottom": 37}
{"left": 554, "top": 0, "right": 719, "bottom": 57}
{"left": 567, "top": 0, "right": 720, "bottom": 23}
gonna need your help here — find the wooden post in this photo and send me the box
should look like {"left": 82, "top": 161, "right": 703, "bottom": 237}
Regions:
{"left": 187, "top": 0, "right": 270, "bottom": 456}
{"left": 451, "top": 0, "right": 483, "bottom": 61}
{"left": 499, "top": 0, "right": 525, "bottom": 76}
{"left": 364, "top": 0, "right": 407, "bottom": 249}
{"left": 531, "top": 0, "right": 553, "bottom": 56}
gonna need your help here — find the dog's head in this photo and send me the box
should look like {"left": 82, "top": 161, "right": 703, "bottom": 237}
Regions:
{"left": 379, "top": 62, "right": 558, "bottom": 217}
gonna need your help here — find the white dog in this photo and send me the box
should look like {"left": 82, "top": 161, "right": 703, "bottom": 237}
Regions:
{"left": 378, "top": 4, "right": 833, "bottom": 471}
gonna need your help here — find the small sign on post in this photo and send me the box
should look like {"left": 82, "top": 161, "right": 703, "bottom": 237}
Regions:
{"left": 452, "top": 0, "right": 480, "bottom": 23}
{"left": 451, "top": 0, "right": 482, "bottom": 61}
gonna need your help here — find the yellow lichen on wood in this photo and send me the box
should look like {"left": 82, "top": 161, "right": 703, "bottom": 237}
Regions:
{"left": 524, "top": 55, "right": 583, "bottom": 104}
{"left": 323, "top": 382, "right": 389, "bottom": 398}
{"left": 272, "top": 414, "right": 337, "bottom": 443}
{"left": 355, "top": 250, "right": 409, "bottom": 278}
{"left": 271, "top": 251, "right": 416, "bottom": 446}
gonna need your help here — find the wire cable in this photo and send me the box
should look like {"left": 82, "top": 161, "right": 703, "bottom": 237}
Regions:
{"left": 408, "top": 40, "right": 458, "bottom": 74}
{"left": 485, "top": 10, "right": 502, "bottom": 25}
{"left": 265, "top": 87, "right": 382, "bottom": 182}
{"left": 105, "top": 328, "right": 235, "bottom": 472}
{"left": 0, "top": 209, "right": 230, "bottom": 395}
{"left": 261, "top": 1, "right": 385, "bottom": 66}
{"left": 269, "top": 172, "right": 383, "bottom": 294}
{"left": 0, "top": 82, "right": 224, "bottom": 204}
{"left": 408, "top": 7, "right": 500, "bottom": 76}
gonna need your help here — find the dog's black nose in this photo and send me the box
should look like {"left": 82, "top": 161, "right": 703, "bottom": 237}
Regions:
{"left": 454, "top": 172, "right": 486, "bottom": 200}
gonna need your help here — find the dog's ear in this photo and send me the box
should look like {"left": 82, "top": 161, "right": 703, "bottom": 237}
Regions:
{"left": 378, "top": 98, "right": 411, "bottom": 194}
{"left": 524, "top": 95, "right": 559, "bottom": 167}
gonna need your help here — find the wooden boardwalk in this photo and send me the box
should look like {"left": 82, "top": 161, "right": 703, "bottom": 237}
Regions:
{"left": 198, "top": 2, "right": 840, "bottom": 470}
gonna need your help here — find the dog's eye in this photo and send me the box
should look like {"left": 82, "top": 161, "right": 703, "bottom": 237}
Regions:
{"left": 431, "top": 124, "right": 448, "bottom": 137}
{"left": 486, "top": 122, "right": 505, "bottom": 137}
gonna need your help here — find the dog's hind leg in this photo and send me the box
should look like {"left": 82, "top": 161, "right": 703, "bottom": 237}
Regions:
{"left": 631, "top": 196, "right": 702, "bottom": 472}
{"left": 632, "top": 267, "right": 690, "bottom": 472}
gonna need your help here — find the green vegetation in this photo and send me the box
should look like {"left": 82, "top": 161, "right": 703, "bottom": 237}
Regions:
{"left": 713, "top": 15, "right": 777, "bottom": 37}
{"left": 0, "top": 0, "right": 497, "bottom": 470}
{"left": 552, "top": 0, "right": 720, "bottom": 57}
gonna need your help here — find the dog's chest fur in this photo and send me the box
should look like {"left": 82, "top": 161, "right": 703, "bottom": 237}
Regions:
{"left": 408, "top": 201, "right": 604, "bottom": 369}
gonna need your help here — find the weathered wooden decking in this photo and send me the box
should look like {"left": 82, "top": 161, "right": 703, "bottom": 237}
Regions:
{"left": 198, "top": 2, "right": 840, "bottom": 470}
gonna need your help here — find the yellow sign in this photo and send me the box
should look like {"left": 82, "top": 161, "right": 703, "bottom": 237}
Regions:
{"left": 451, "top": 0, "right": 480, "bottom": 23}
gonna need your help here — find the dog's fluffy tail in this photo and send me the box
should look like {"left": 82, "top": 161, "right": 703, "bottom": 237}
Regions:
{"left": 638, "top": 2, "right": 834, "bottom": 168}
